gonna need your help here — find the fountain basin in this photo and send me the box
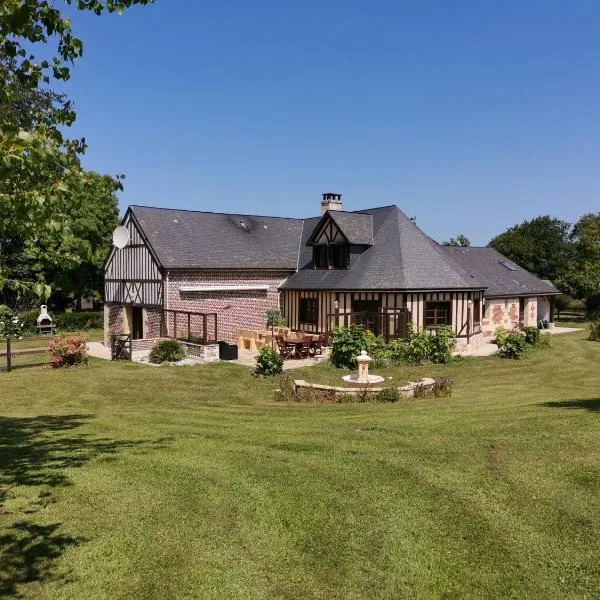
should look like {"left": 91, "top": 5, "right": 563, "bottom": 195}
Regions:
{"left": 342, "top": 374, "right": 385, "bottom": 385}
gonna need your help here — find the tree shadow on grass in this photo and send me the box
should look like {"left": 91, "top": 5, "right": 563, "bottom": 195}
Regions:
{"left": 0, "top": 414, "right": 172, "bottom": 597}
{"left": 538, "top": 398, "right": 600, "bottom": 412}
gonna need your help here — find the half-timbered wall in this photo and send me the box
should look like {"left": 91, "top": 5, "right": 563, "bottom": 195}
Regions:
{"left": 104, "top": 212, "right": 163, "bottom": 306}
{"left": 280, "top": 290, "right": 484, "bottom": 339}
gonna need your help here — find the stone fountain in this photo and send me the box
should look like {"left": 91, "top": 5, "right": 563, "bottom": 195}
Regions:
{"left": 342, "top": 350, "right": 385, "bottom": 385}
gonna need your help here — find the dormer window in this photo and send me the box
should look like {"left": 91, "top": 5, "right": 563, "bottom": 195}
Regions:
{"left": 313, "top": 244, "right": 349, "bottom": 269}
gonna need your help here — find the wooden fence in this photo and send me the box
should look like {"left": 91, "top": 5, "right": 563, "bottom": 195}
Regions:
{"left": 1, "top": 336, "right": 55, "bottom": 372}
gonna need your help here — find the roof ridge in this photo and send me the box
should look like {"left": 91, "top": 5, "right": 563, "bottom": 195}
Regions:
{"left": 130, "top": 204, "right": 306, "bottom": 221}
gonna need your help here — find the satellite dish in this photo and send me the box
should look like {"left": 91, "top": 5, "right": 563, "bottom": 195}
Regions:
{"left": 112, "top": 226, "right": 129, "bottom": 249}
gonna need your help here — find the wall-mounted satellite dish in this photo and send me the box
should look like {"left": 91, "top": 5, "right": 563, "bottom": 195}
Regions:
{"left": 112, "top": 226, "right": 129, "bottom": 249}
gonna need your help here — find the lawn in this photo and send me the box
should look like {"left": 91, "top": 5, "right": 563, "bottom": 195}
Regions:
{"left": 1, "top": 328, "right": 599, "bottom": 599}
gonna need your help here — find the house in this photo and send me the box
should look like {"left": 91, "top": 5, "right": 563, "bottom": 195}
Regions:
{"left": 103, "top": 193, "right": 558, "bottom": 350}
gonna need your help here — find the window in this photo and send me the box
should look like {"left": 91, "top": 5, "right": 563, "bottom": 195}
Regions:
{"left": 299, "top": 297, "right": 319, "bottom": 325}
{"left": 313, "top": 245, "right": 328, "bottom": 269}
{"left": 500, "top": 260, "right": 518, "bottom": 271}
{"left": 312, "top": 244, "right": 349, "bottom": 269}
{"left": 425, "top": 301, "right": 451, "bottom": 327}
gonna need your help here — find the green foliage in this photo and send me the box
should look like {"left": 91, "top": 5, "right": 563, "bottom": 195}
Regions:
{"left": 523, "top": 326, "right": 540, "bottom": 346}
{"left": 376, "top": 385, "right": 400, "bottom": 403}
{"left": 429, "top": 326, "right": 456, "bottom": 363}
{"left": 497, "top": 332, "right": 527, "bottom": 359}
{"left": 554, "top": 294, "right": 571, "bottom": 317}
{"left": 266, "top": 308, "right": 287, "bottom": 328}
{"left": 0, "top": 0, "right": 151, "bottom": 299}
{"left": 48, "top": 334, "right": 88, "bottom": 368}
{"left": 413, "top": 377, "right": 454, "bottom": 399}
{"left": 589, "top": 320, "right": 600, "bottom": 342}
{"left": 0, "top": 305, "right": 24, "bottom": 337}
{"left": 537, "top": 332, "right": 551, "bottom": 348}
{"left": 442, "top": 234, "right": 470, "bottom": 247}
{"left": 254, "top": 346, "right": 284, "bottom": 377}
{"left": 586, "top": 293, "right": 600, "bottom": 319}
{"left": 54, "top": 310, "right": 103, "bottom": 331}
{"left": 492, "top": 326, "right": 508, "bottom": 346}
{"left": 149, "top": 340, "right": 186, "bottom": 364}
{"left": 489, "top": 216, "right": 572, "bottom": 284}
{"left": 330, "top": 324, "right": 369, "bottom": 369}
{"left": 566, "top": 213, "right": 600, "bottom": 300}
{"left": 274, "top": 373, "right": 295, "bottom": 401}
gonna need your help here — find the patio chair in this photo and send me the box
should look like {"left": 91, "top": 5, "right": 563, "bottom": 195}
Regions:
{"left": 276, "top": 336, "right": 295, "bottom": 360}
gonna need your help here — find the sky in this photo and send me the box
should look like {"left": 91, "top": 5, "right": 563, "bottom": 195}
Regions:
{"left": 58, "top": 0, "right": 600, "bottom": 245}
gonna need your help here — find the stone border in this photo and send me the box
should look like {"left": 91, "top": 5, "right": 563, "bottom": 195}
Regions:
{"left": 293, "top": 377, "right": 436, "bottom": 399}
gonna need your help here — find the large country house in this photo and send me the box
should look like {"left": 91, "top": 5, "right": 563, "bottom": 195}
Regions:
{"left": 104, "top": 193, "right": 558, "bottom": 350}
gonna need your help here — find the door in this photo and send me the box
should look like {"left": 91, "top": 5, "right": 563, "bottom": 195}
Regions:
{"left": 131, "top": 307, "right": 144, "bottom": 340}
{"left": 352, "top": 299, "right": 382, "bottom": 335}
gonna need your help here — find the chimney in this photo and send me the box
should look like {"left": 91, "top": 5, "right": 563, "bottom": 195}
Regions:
{"left": 321, "top": 192, "right": 342, "bottom": 215}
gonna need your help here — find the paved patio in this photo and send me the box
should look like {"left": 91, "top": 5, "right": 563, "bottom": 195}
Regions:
{"left": 88, "top": 326, "right": 583, "bottom": 363}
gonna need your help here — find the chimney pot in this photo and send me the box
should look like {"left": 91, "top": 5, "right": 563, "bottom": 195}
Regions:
{"left": 321, "top": 192, "right": 342, "bottom": 215}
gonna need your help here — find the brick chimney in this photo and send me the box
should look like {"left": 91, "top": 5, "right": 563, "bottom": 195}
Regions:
{"left": 321, "top": 192, "right": 342, "bottom": 215}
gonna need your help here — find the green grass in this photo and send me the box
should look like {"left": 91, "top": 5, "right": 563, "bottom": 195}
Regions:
{"left": 1, "top": 329, "right": 599, "bottom": 599}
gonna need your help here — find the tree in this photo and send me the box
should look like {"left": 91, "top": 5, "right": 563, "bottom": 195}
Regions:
{"left": 489, "top": 216, "right": 572, "bottom": 283}
{"left": 564, "top": 213, "right": 600, "bottom": 301}
{"left": 443, "top": 234, "right": 471, "bottom": 247}
{"left": 0, "top": 0, "right": 152, "bottom": 299}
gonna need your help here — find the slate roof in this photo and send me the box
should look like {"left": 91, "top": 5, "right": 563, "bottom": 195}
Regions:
{"left": 281, "top": 206, "right": 484, "bottom": 291}
{"left": 126, "top": 203, "right": 557, "bottom": 296}
{"left": 129, "top": 205, "right": 304, "bottom": 270}
{"left": 442, "top": 246, "right": 559, "bottom": 297}
{"left": 321, "top": 211, "right": 374, "bottom": 245}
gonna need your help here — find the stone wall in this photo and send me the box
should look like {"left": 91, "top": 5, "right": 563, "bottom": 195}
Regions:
{"left": 166, "top": 270, "right": 290, "bottom": 343}
{"left": 481, "top": 296, "right": 539, "bottom": 338}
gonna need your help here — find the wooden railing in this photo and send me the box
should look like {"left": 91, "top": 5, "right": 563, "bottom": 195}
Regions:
{"left": 1, "top": 336, "right": 55, "bottom": 372}
{"left": 162, "top": 310, "right": 218, "bottom": 344}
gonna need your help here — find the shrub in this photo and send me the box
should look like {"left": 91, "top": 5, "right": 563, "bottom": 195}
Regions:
{"left": 149, "top": 339, "right": 186, "bottom": 364}
{"left": 17, "top": 309, "right": 39, "bottom": 334}
{"left": 497, "top": 331, "right": 527, "bottom": 359}
{"left": 54, "top": 310, "right": 104, "bottom": 331}
{"left": 274, "top": 373, "right": 295, "bottom": 401}
{"left": 413, "top": 377, "right": 453, "bottom": 398}
{"left": 330, "top": 324, "right": 368, "bottom": 369}
{"left": 523, "top": 326, "right": 540, "bottom": 346}
{"left": 47, "top": 334, "right": 88, "bottom": 368}
{"left": 429, "top": 326, "right": 456, "bottom": 363}
{"left": 254, "top": 346, "right": 283, "bottom": 376}
{"left": 402, "top": 327, "right": 433, "bottom": 365}
{"left": 377, "top": 385, "right": 400, "bottom": 403}
{"left": 492, "top": 326, "right": 508, "bottom": 346}
{"left": 538, "top": 332, "right": 552, "bottom": 348}
{"left": 266, "top": 308, "right": 287, "bottom": 328}
{"left": 0, "top": 306, "right": 24, "bottom": 338}
{"left": 589, "top": 320, "right": 600, "bottom": 342}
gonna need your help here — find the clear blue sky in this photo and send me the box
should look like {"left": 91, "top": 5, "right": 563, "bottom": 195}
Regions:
{"left": 62, "top": 0, "right": 600, "bottom": 245}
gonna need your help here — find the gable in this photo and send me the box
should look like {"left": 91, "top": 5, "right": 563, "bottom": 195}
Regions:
{"left": 308, "top": 214, "right": 347, "bottom": 245}
{"left": 104, "top": 211, "right": 163, "bottom": 306}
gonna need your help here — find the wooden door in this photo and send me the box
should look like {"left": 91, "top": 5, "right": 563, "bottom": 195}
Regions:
{"left": 352, "top": 299, "right": 382, "bottom": 335}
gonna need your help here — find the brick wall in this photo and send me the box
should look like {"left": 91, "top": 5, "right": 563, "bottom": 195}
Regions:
{"left": 104, "top": 303, "right": 124, "bottom": 345}
{"left": 166, "top": 270, "right": 290, "bottom": 343}
{"left": 145, "top": 308, "right": 163, "bottom": 338}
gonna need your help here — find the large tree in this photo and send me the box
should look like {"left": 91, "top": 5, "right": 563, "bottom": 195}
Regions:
{"left": 442, "top": 234, "right": 471, "bottom": 247}
{"left": 488, "top": 216, "right": 572, "bottom": 283}
{"left": 565, "top": 213, "right": 600, "bottom": 301}
{"left": 0, "top": 0, "right": 152, "bottom": 300}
